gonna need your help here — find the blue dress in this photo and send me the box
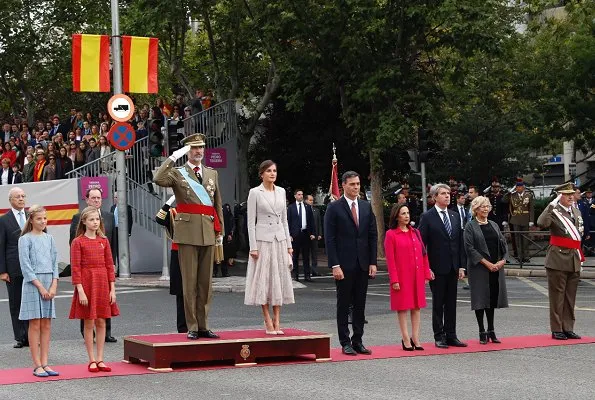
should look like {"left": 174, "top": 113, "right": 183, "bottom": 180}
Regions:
{"left": 18, "top": 232, "right": 59, "bottom": 320}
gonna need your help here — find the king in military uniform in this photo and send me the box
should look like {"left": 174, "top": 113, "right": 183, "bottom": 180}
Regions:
{"left": 537, "top": 182, "right": 583, "bottom": 340}
{"left": 502, "top": 178, "right": 535, "bottom": 262}
{"left": 153, "top": 133, "right": 224, "bottom": 340}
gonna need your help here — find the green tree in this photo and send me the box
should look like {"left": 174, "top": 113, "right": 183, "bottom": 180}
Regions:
{"left": 0, "top": 0, "right": 110, "bottom": 121}
{"left": 258, "top": 0, "right": 521, "bottom": 256}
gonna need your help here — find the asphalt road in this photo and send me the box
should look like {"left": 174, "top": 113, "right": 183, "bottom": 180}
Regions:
{"left": 1, "top": 272, "right": 595, "bottom": 399}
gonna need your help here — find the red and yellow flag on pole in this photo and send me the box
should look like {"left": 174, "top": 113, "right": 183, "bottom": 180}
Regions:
{"left": 72, "top": 34, "right": 110, "bottom": 92}
{"left": 122, "top": 36, "right": 159, "bottom": 93}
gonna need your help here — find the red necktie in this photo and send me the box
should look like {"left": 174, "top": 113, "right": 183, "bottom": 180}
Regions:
{"left": 193, "top": 166, "right": 202, "bottom": 183}
{"left": 351, "top": 201, "right": 359, "bottom": 228}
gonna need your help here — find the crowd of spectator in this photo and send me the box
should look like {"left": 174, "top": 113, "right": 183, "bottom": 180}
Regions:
{"left": 0, "top": 90, "right": 214, "bottom": 186}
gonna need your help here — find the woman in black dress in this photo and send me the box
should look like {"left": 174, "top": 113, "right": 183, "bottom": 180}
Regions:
{"left": 463, "top": 196, "right": 509, "bottom": 344}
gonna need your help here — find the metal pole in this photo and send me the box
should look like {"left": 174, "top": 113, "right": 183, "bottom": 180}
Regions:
{"left": 421, "top": 162, "right": 427, "bottom": 212}
{"left": 160, "top": 188, "right": 170, "bottom": 280}
{"left": 111, "top": 0, "right": 131, "bottom": 278}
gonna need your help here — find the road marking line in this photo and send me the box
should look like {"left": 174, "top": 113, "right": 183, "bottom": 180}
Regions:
{"left": 582, "top": 279, "right": 595, "bottom": 287}
{"left": 517, "top": 277, "right": 549, "bottom": 296}
{"left": 1, "top": 288, "right": 162, "bottom": 303}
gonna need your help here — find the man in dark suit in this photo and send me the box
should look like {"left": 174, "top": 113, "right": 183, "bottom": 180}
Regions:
{"left": 287, "top": 189, "right": 315, "bottom": 282}
{"left": 110, "top": 191, "right": 133, "bottom": 276}
{"left": 418, "top": 183, "right": 467, "bottom": 348}
{"left": 0, "top": 187, "right": 29, "bottom": 348}
{"left": 306, "top": 194, "right": 322, "bottom": 276}
{"left": 450, "top": 192, "right": 470, "bottom": 229}
{"left": 324, "top": 171, "right": 377, "bottom": 356}
{"left": 48, "top": 115, "right": 68, "bottom": 137}
{"left": 69, "top": 187, "right": 117, "bottom": 343}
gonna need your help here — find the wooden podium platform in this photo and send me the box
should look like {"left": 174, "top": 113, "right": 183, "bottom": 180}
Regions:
{"left": 123, "top": 328, "right": 332, "bottom": 371}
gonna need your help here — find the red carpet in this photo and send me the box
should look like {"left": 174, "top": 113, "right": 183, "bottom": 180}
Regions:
{"left": 1, "top": 334, "right": 594, "bottom": 385}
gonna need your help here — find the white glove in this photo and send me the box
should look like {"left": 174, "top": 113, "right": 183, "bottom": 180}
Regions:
{"left": 166, "top": 195, "right": 176, "bottom": 206}
{"left": 529, "top": 222, "right": 534, "bottom": 227}
{"left": 216, "top": 235, "right": 223, "bottom": 246}
{"left": 550, "top": 194, "right": 562, "bottom": 207}
{"left": 502, "top": 221, "right": 508, "bottom": 226}
{"left": 169, "top": 145, "right": 190, "bottom": 161}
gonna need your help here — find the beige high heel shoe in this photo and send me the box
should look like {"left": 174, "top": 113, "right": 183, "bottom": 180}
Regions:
{"left": 264, "top": 320, "right": 277, "bottom": 335}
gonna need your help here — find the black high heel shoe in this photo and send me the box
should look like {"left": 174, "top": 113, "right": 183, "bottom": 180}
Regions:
{"left": 402, "top": 340, "right": 414, "bottom": 351}
{"left": 410, "top": 338, "right": 424, "bottom": 351}
{"left": 487, "top": 330, "right": 501, "bottom": 343}
{"left": 479, "top": 331, "right": 488, "bottom": 345}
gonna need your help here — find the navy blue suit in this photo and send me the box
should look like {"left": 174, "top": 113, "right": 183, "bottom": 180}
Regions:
{"left": 418, "top": 206, "right": 465, "bottom": 341}
{"left": 325, "top": 197, "right": 377, "bottom": 346}
{"left": 576, "top": 200, "right": 591, "bottom": 240}
{"left": 287, "top": 202, "right": 315, "bottom": 279}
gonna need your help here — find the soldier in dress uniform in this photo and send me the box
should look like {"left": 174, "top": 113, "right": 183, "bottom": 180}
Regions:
{"left": 502, "top": 178, "right": 535, "bottom": 262}
{"left": 537, "top": 182, "right": 583, "bottom": 340}
{"left": 153, "top": 133, "right": 224, "bottom": 340}
{"left": 484, "top": 178, "right": 507, "bottom": 229}
{"left": 583, "top": 188, "right": 595, "bottom": 254}
{"left": 401, "top": 183, "right": 420, "bottom": 224}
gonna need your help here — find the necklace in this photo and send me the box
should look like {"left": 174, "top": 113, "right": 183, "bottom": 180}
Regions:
{"left": 476, "top": 218, "right": 488, "bottom": 225}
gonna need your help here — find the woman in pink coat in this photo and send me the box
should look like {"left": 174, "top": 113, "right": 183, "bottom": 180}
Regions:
{"left": 384, "top": 204, "right": 434, "bottom": 351}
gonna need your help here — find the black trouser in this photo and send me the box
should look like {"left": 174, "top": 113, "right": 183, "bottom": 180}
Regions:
{"left": 292, "top": 231, "right": 311, "bottom": 278}
{"left": 429, "top": 269, "right": 458, "bottom": 341}
{"left": 80, "top": 318, "right": 112, "bottom": 338}
{"left": 176, "top": 295, "right": 188, "bottom": 333}
{"left": 213, "top": 262, "right": 228, "bottom": 277}
{"left": 6, "top": 277, "right": 28, "bottom": 343}
{"left": 336, "top": 267, "right": 369, "bottom": 346}
{"left": 309, "top": 239, "right": 319, "bottom": 272}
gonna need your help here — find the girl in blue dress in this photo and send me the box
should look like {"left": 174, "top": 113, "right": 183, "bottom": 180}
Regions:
{"left": 18, "top": 205, "right": 59, "bottom": 378}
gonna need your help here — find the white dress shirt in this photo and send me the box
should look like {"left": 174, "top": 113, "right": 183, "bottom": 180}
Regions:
{"left": 458, "top": 204, "right": 466, "bottom": 227}
{"left": 295, "top": 202, "right": 307, "bottom": 229}
{"left": 1, "top": 169, "right": 9, "bottom": 185}
{"left": 344, "top": 196, "right": 359, "bottom": 221}
{"left": 11, "top": 207, "right": 25, "bottom": 228}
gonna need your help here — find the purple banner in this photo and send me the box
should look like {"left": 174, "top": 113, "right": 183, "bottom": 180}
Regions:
{"left": 80, "top": 176, "right": 109, "bottom": 199}
{"left": 205, "top": 148, "right": 227, "bottom": 168}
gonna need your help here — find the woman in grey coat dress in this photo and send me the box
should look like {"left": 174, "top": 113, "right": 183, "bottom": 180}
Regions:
{"left": 464, "top": 196, "right": 509, "bottom": 344}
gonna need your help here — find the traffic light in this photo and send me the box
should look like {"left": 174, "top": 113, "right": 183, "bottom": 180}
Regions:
{"left": 407, "top": 149, "right": 419, "bottom": 172}
{"left": 418, "top": 128, "right": 434, "bottom": 163}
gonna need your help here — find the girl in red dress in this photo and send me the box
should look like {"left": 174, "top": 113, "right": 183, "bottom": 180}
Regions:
{"left": 384, "top": 204, "right": 434, "bottom": 351}
{"left": 69, "top": 206, "right": 119, "bottom": 373}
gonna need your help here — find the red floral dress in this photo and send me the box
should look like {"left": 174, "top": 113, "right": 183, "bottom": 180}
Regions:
{"left": 69, "top": 235, "right": 120, "bottom": 319}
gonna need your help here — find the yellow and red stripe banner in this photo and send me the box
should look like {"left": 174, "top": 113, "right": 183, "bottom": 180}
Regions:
{"left": 72, "top": 34, "right": 110, "bottom": 92}
{"left": 0, "top": 204, "right": 79, "bottom": 226}
{"left": 122, "top": 36, "right": 159, "bottom": 93}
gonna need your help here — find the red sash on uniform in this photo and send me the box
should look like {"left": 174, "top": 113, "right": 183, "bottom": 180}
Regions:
{"left": 176, "top": 203, "right": 221, "bottom": 233}
{"left": 550, "top": 235, "right": 585, "bottom": 262}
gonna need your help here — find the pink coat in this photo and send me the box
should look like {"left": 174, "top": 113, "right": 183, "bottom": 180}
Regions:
{"left": 384, "top": 228, "right": 432, "bottom": 311}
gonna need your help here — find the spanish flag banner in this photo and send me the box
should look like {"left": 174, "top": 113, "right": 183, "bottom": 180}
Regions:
{"left": 72, "top": 34, "right": 110, "bottom": 92}
{"left": 122, "top": 36, "right": 159, "bottom": 93}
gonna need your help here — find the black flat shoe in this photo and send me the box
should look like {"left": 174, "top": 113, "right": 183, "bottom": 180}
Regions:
{"left": 563, "top": 331, "right": 581, "bottom": 339}
{"left": 479, "top": 331, "right": 488, "bottom": 345}
{"left": 401, "top": 340, "right": 414, "bottom": 351}
{"left": 13, "top": 341, "right": 24, "bottom": 349}
{"left": 435, "top": 339, "right": 449, "bottom": 349}
{"left": 487, "top": 330, "right": 501, "bottom": 343}
{"left": 342, "top": 344, "right": 357, "bottom": 356}
{"left": 187, "top": 331, "right": 199, "bottom": 340}
{"left": 105, "top": 336, "right": 118, "bottom": 343}
{"left": 352, "top": 343, "right": 372, "bottom": 355}
{"left": 446, "top": 338, "right": 468, "bottom": 347}
{"left": 197, "top": 330, "right": 220, "bottom": 339}
{"left": 552, "top": 332, "right": 567, "bottom": 340}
